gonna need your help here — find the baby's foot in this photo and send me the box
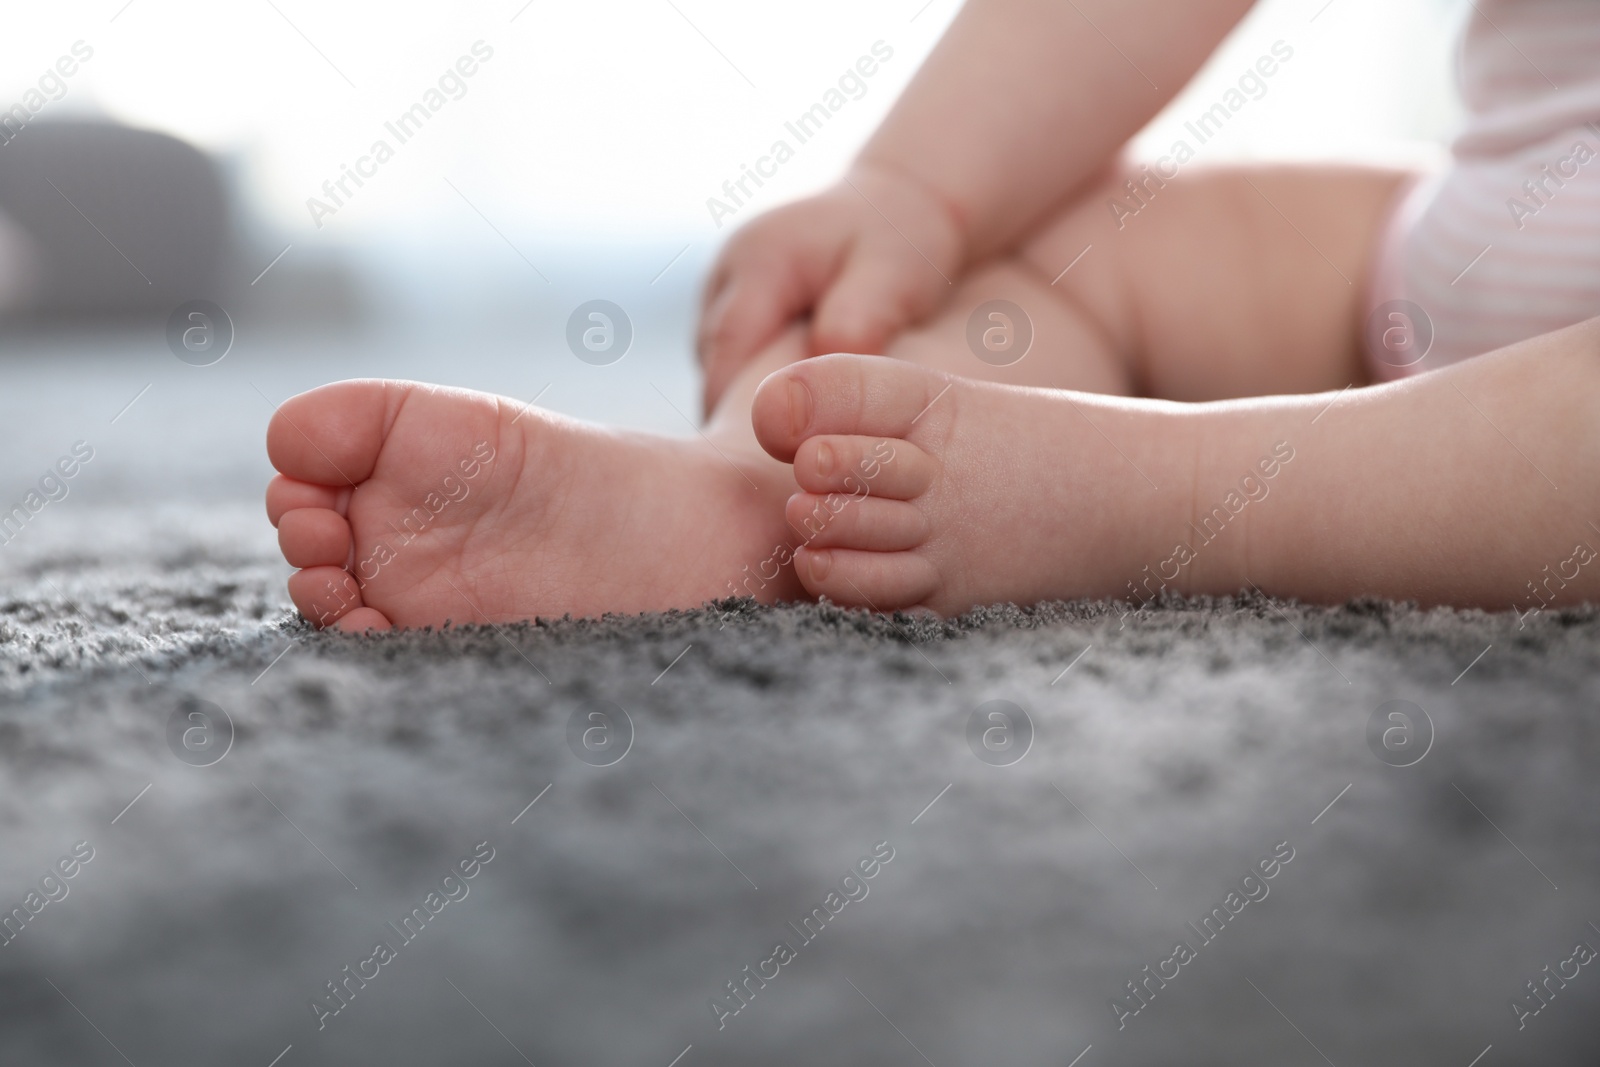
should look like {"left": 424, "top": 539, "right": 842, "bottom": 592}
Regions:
{"left": 265, "top": 380, "right": 802, "bottom": 631}
{"left": 751, "top": 355, "right": 1201, "bottom": 616}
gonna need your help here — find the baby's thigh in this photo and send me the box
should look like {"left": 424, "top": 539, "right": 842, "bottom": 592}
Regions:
{"left": 1019, "top": 162, "right": 1413, "bottom": 400}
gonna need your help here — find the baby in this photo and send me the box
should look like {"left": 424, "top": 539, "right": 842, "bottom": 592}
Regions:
{"left": 267, "top": 0, "right": 1600, "bottom": 632}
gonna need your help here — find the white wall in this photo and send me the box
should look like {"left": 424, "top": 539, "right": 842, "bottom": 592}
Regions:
{"left": 1, "top": 0, "right": 1465, "bottom": 245}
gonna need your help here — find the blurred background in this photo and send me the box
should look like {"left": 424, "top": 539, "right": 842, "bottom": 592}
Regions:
{"left": 0, "top": 0, "right": 1463, "bottom": 514}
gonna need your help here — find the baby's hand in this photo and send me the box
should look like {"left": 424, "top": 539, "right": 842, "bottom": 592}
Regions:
{"left": 696, "top": 164, "right": 964, "bottom": 413}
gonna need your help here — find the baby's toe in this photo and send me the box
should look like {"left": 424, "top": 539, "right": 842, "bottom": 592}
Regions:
{"left": 332, "top": 607, "right": 392, "bottom": 633}
{"left": 287, "top": 566, "right": 365, "bottom": 628}
{"left": 277, "top": 508, "right": 352, "bottom": 568}
{"left": 786, "top": 493, "right": 929, "bottom": 552}
{"left": 753, "top": 354, "right": 952, "bottom": 462}
{"left": 792, "top": 435, "right": 936, "bottom": 500}
{"left": 793, "top": 546, "right": 939, "bottom": 609}
{"left": 266, "top": 475, "right": 346, "bottom": 527}
{"left": 266, "top": 379, "right": 397, "bottom": 487}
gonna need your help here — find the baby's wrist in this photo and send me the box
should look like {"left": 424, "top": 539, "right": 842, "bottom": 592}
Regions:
{"left": 843, "top": 158, "right": 970, "bottom": 261}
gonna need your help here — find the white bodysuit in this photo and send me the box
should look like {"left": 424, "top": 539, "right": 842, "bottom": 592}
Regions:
{"left": 1366, "top": 0, "right": 1600, "bottom": 376}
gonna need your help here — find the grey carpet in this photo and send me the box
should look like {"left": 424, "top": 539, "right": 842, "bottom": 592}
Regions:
{"left": 1, "top": 501, "right": 1597, "bottom": 1066}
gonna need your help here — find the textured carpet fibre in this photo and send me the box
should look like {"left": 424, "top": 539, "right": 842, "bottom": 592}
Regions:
{"left": 1, "top": 503, "right": 1598, "bottom": 1066}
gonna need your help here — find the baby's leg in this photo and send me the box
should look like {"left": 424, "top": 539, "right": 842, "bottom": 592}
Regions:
{"left": 879, "top": 162, "right": 1410, "bottom": 400}
{"left": 748, "top": 163, "right": 1421, "bottom": 612}
{"left": 261, "top": 164, "right": 1410, "bottom": 627}
{"left": 756, "top": 313, "right": 1600, "bottom": 613}
{"left": 265, "top": 329, "right": 823, "bottom": 630}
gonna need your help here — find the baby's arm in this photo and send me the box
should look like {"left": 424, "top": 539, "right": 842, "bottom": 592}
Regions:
{"left": 857, "top": 0, "right": 1256, "bottom": 262}
{"left": 1181, "top": 319, "right": 1600, "bottom": 609}
{"left": 699, "top": 0, "right": 1254, "bottom": 411}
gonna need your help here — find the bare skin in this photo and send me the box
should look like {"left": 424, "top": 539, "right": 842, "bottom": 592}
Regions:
{"left": 752, "top": 322, "right": 1600, "bottom": 615}
{"left": 265, "top": 348, "right": 808, "bottom": 631}
{"left": 267, "top": 160, "right": 1600, "bottom": 627}
{"left": 698, "top": 0, "right": 1256, "bottom": 411}
{"left": 267, "top": 0, "right": 1600, "bottom": 628}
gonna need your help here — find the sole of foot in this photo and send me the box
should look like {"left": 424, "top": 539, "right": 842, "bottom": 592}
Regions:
{"left": 265, "top": 379, "right": 804, "bottom": 631}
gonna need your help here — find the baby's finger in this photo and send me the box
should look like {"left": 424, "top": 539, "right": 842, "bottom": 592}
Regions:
{"left": 698, "top": 275, "right": 786, "bottom": 364}
{"left": 698, "top": 273, "right": 807, "bottom": 411}
{"left": 696, "top": 280, "right": 741, "bottom": 365}
{"left": 811, "top": 244, "right": 949, "bottom": 358}
{"left": 698, "top": 253, "right": 734, "bottom": 318}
